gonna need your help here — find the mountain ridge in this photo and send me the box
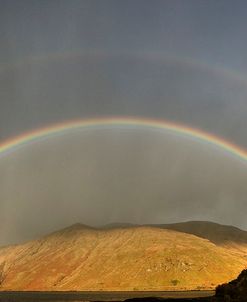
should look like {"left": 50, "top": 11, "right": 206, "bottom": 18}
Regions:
{"left": 0, "top": 221, "right": 247, "bottom": 291}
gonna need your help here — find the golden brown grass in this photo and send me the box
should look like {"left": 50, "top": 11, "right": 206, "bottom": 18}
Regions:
{"left": 0, "top": 222, "right": 247, "bottom": 291}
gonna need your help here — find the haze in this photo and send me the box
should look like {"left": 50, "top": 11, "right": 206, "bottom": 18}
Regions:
{"left": 1, "top": 0, "right": 247, "bottom": 246}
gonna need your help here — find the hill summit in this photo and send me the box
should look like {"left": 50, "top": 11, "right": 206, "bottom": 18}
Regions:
{"left": 0, "top": 221, "right": 247, "bottom": 291}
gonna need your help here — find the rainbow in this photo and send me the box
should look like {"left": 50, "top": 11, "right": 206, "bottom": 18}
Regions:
{"left": 0, "top": 117, "right": 247, "bottom": 163}
{"left": 2, "top": 50, "right": 247, "bottom": 86}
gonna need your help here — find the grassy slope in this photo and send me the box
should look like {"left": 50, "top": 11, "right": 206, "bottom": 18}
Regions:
{"left": 0, "top": 222, "right": 247, "bottom": 291}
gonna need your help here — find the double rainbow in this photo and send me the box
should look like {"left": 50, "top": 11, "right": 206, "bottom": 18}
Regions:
{"left": 0, "top": 117, "right": 247, "bottom": 163}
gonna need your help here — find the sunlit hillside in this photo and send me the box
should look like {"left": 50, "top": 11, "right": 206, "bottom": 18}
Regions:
{"left": 0, "top": 222, "right": 247, "bottom": 291}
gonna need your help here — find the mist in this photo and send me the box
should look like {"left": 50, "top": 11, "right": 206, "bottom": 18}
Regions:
{"left": 1, "top": 1, "right": 247, "bottom": 245}
{"left": 1, "top": 128, "right": 247, "bottom": 246}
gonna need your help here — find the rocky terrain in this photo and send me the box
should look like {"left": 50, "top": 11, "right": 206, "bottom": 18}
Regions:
{"left": 0, "top": 221, "right": 247, "bottom": 291}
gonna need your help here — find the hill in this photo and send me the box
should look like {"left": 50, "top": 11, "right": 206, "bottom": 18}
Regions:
{"left": 0, "top": 222, "right": 247, "bottom": 291}
{"left": 216, "top": 269, "right": 247, "bottom": 301}
{"left": 159, "top": 221, "right": 247, "bottom": 245}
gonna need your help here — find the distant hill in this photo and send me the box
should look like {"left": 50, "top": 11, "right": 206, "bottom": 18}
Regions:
{"left": 158, "top": 221, "right": 247, "bottom": 245}
{"left": 0, "top": 221, "right": 247, "bottom": 291}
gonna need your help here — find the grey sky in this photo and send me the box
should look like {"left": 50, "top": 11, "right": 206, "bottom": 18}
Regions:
{"left": 1, "top": 0, "right": 247, "bottom": 245}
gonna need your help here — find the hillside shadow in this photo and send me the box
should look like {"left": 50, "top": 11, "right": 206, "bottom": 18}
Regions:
{"left": 155, "top": 221, "right": 247, "bottom": 245}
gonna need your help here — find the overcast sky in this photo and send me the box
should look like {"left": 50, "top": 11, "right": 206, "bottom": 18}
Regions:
{"left": 1, "top": 0, "right": 247, "bottom": 246}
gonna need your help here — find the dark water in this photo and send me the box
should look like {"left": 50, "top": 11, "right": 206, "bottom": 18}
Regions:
{"left": 0, "top": 290, "right": 214, "bottom": 301}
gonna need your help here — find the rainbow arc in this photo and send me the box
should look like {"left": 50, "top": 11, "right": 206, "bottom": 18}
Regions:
{"left": 0, "top": 117, "right": 247, "bottom": 163}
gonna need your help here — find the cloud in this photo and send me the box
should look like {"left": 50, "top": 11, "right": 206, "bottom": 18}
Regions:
{"left": 1, "top": 129, "right": 247, "bottom": 245}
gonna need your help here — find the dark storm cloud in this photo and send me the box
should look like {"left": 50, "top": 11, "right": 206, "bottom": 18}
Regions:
{"left": 1, "top": 0, "right": 247, "bottom": 245}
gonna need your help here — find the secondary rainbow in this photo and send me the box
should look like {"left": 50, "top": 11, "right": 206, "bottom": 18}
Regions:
{"left": 2, "top": 50, "right": 247, "bottom": 86}
{"left": 0, "top": 117, "right": 247, "bottom": 162}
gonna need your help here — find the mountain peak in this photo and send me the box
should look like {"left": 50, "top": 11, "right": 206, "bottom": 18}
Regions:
{"left": 1, "top": 220, "right": 247, "bottom": 291}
